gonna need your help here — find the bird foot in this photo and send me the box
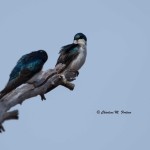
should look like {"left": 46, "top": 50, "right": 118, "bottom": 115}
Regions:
{"left": 69, "top": 69, "right": 79, "bottom": 77}
{"left": 75, "top": 70, "right": 79, "bottom": 76}
{"left": 64, "top": 69, "right": 79, "bottom": 81}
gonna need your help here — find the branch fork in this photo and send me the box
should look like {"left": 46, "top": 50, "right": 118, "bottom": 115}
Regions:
{"left": 0, "top": 64, "right": 77, "bottom": 132}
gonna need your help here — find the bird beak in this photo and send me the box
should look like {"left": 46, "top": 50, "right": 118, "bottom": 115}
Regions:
{"left": 73, "top": 40, "right": 78, "bottom": 44}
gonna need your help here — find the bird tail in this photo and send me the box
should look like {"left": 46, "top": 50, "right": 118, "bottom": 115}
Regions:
{"left": 0, "top": 91, "right": 7, "bottom": 99}
{"left": 0, "top": 79, "right": 19, "bottom": 99}
{"left": 0, "top": 80, "right": 14, "bottom": 99}
{"left": 0, "top": 86, "right": 15, "bottom": 99}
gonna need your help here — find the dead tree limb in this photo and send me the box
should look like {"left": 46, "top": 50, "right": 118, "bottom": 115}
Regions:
{"left": 0, "top": 64, "right": 77, "bottom": 132}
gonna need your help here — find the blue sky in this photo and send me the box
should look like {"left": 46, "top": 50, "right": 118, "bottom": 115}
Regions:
{"left": 0, "top": 0, "right": 150, "bottom": 150}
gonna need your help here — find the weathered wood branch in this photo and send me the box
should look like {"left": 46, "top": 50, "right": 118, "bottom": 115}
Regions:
{"left": 0, "top": 64, "right": 77, "bottom": 132}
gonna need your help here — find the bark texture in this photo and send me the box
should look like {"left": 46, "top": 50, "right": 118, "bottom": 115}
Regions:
{"left": 0, "top": 64, "right": 77, "bottom": 132}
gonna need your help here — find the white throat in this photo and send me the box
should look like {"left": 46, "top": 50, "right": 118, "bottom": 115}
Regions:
{"left": 74, "top": 39, "right": 86, "bottom": 46}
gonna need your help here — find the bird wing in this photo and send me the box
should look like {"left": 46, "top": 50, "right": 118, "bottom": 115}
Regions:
{"left": 9, "top": 52, "right": 43, "bottom": 81}
{"left": 56, "top": 43, "right": 79, "bottom": 66}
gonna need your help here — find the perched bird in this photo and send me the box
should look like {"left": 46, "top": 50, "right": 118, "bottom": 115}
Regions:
{"left": 0, "top": 50, "right": 48, "bottom": 99}
{"left": 40, "top": 33, "right": 87, "bottom": 100}
{"left": 56, "top": 32, "right": 87, "bottom": 75}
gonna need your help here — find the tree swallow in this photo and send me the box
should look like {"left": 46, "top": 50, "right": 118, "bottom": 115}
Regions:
{"left": 56, "top": 33, "right": 87, "bottom": 76}
{"left": 0, "top": 50, "right": 48, "bottom": 99}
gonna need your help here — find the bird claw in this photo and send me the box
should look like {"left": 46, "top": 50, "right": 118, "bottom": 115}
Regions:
{"left": 69, "top": 69, "right": 79, "bottom": 77}
{"left": 63, "top": 69, "right": 79, "bottom": 81}
{"left": 76, "top": 71, "right": 79, "bottom": 76}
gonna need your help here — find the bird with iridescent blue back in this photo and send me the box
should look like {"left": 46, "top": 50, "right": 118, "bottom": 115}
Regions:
{"left": 0, "top": 50, "right": 48, "bottom": 99}
{"left": 56, "top": 33, "right": 87, "bottom": 75}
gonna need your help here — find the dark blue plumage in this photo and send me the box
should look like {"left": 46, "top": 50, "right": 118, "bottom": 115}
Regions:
{"left": 0, "top": 50, "right": 48, "bottom": 99}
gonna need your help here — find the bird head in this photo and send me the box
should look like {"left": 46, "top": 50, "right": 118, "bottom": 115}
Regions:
{"left": 38, "top": 50, "right": 48, "bottom": 63}
{"left": 73, "top": 33, "right": 87, "bottom": 45}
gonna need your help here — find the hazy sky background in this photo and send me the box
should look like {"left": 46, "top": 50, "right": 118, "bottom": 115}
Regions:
{"left": 0, "top": 0, "right": 150, "bottom": 150}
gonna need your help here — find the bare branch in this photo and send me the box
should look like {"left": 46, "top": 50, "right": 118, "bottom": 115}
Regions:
{"left": 0, "top": 64, "right": 77, "bottom": 132}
